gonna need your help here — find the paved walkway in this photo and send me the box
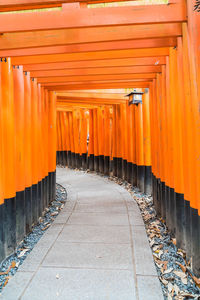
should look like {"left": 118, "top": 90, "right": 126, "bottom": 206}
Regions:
{"left": 2, "top": 168, "right": 163, "bottom": 300}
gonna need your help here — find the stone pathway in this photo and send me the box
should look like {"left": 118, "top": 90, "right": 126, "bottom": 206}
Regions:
{"left": 1, "top": 168, "right": 164, "bottom": 300}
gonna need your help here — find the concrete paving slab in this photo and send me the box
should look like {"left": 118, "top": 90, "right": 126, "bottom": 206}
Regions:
{"left": 42, "top": 241, "right": 133, "bottom": 269}
{"left": 21, "top": 267, "right": 136, "bottom": 300}
{"left": 57, "top": 224, "right": 131, "bottom": 244}
{"left": 75, "top": 202, "right": 127, "bottom": 213}
{"left": 68, "top": 212, "right": 129, "bottom": 226}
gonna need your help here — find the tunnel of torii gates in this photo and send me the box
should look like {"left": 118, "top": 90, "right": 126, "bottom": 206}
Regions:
{"left": 0, "top": 0, "right": 199, "bottom": 276}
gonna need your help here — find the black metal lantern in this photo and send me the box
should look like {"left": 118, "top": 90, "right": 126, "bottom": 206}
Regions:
{"left": 126, "top": 91, "right": 144, "bottom": 105}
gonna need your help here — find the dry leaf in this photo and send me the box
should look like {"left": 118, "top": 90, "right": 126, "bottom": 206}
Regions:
{"left": 11, "top": 261, "right": 16, "bottom": 268}
{"left": 164, "top": 267, "right": 173, "bottom": 274}
{"left": 176, "top": 262, "right": 186, "bottom": 273}
{"left": 42, "top": 224, "right": 51, "bottom": 231}
{"left": 168, "top": 293, "right": 172, "bottom": 300}
{"left": 168, "top": 282, "right": 173, "bottom": 292}
{"left": 160, "top": 277, "right": 168, "bottom": 285}
{"left": 174, "top": 284, "right": 180, "bottom": 295}
{"left": 158, "top": 250, "right": 164, "bottom": 258}
{"left": 181, "top": 277, "right": 187, "bottom": 285}
{"left": 172, "top": 238, "right": 176, "bottom": 245}
{"left": 187, "top": 271, "right": 200, "bottom": 287}
{"left": 18, "top": 249, "right": 29, "bottom": 258}
{"left": 51, "top": 212, "right": 58, "bottom": 216}
{"left": 174, "top": 271, "right": 186, "bottom": 279}
{"left": 3, "top": 278, "right": 9, "bottom": 288}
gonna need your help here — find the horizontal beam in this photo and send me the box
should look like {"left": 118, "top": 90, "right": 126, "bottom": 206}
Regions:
{"left": 43, "top": 79, "right": 152, "bottom": 87}
{"left": 0, "top": 3, "right": 186, "bottom": 33}
{"left": 57, "top": 97, "right": 126, "bottom": 104}
{"left": 56, "top": 92, "right": 127, "bottom": 99}
{"left": 12, "top": 48, "right": 169, "bottom": 65}
{"left": 45, "top": 82, "right": 150, "bottom": 90}
{"left": 32, "top": 66, "right": 160, "bottom": 78}
{"left": 22, "top": 57, "right": 166, "bottom": 71}
{"left": 37, "top": 73, "right": 156, "bottom": 83}
{"left": 0, "top": 38, "right": 176, "bottom": 57}
{"left": 0, "top": 23, "right": 181, "bottom": 50}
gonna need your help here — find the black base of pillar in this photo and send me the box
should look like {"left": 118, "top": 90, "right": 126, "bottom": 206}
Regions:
{"left": 63, "top": 151, "right": 67, "bottom": 166}
{"left": 175, "top": 192, "right": 185, "bottom": 250}
{"left": 132, "top": 164, "right": 137, "bottom": 187}
{"left": 191, "top": 210, "right": 200, "bottom": 275}
{"left": 0, "top": 204, "right": 5, "bottom": 262}
{"left": 94, "top": 156, "right": 99, "bottom": 172}
{"left": 75, "top": 153, "right": 81, "bottom": 169}
{"left": 184, "top": 199, "right": 192, "bottom": 258}
{"left": 41, "top": 178, "right": 46, "bottom": 213}
{"left": 104, "top": 156, "right": 110, "bottom": 176}
{"left": 113, "top": 157, "right": 118, "bottom": 177}
{"left": 32, "top": 184, "right": 38, "bottom": 225}
{"left": 25, "top": 186, "right": 32, "bottom": 234}
{"left": 4, "top": 197, "right": 16, "bottom": 256}
{"left": 38, "top": 180, "right": 42, "bottom": 218}
{"left": 144, "top": 166, "right": 152, "bottom": 195}
{"left": 46, "top": 175, "right": 50, "bottom": 206}
{"left": 99, "top": 155, "right": 104, "bottom": 174}
{"left": 81, "top": 153, "right": 87, "bottom": 170}
{"left": 160, "top": 181, "right": 166, "bottom": 219}
{"left": 117, "top": 157, "right": 122, "bottom": 179}
{"left": 137, "top": 165, "right": 145, "bottom": 192}
{"left": 169, "top": 187, "right": 176, "bottom": 235}
{"left": 16, "top": 190, "right": 25, "bottom": 244}
{"left": 88, "top": 154, "right": 94, "bottom": 171}
{"left": 71, "top": 152, "right": 75, "bottom": 168}
{"left": 52, "top": 171, "right": 56, "bottom": 201}
{"left": 67, "top": 151, "right": 72, "bottom": 167}
{"left": 127, "top": 162, "right": 132, "bottom": 184}
{"left": 122, "top": 159, "right": 127, "bottom": 181}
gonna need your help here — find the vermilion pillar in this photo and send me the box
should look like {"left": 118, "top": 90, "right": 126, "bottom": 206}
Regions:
{"left": 48, "top": 91, "right": 56, "bottom": 202}
{"left": 1, "top": 58, "right": 16, "bottom": 256}
{"left": 88, "top": 109, "right": 94, "bottom": 171}
{"left": 24, "top": 71, "right": 32, "bottom": 233}
{"left": 13, "top": 65, "right": 25, "bottom": 243}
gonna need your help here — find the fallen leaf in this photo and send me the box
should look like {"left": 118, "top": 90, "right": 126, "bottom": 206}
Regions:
{"left": 168, "top": 293, "right": 172, "bottom": 300}
{"left": 42, "top": 224, "right": 51, "bottom": 231}
{"left": 181, "top": 277, "right": 187, "bottom": 285}
{"left": 11, "top": 261, "right": 16, "bottom": 268}
{"left": 160, "top": 277, "right": 168, "bottom": 285}
{"left": 174, "top": 271, "right": 186, "bottom": 279}
{"left": 176, "top": 262, "right": 186, "bottom": 273}
{"left": 168, "top": 282, "right": 173, "bottom": 293}
{"left": 18, "top": 249, "right": 29, "bottom": 258}
{"left": 164, "top": 267, "right": 173, "bottom": 274}
{"left": 172, "top": 238, "right": 176, "bottom": 245}
{"left": 3, "top": 278, "right": 9, "bottom": 288}
{"left": 174, "top": 284, "right": 180, "bottom": 295}
{"left": 51, "top": 212, "right": 58, "bottom": 216}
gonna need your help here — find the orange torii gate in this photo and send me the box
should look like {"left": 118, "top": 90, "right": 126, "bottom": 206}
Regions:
{"left": 0, "top": 0, "right": 199, "bottom": 277}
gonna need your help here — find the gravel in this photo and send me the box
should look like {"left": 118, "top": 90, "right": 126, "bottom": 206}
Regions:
{"left": 0, "top": 183, "right": 67, "bottom": 292}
